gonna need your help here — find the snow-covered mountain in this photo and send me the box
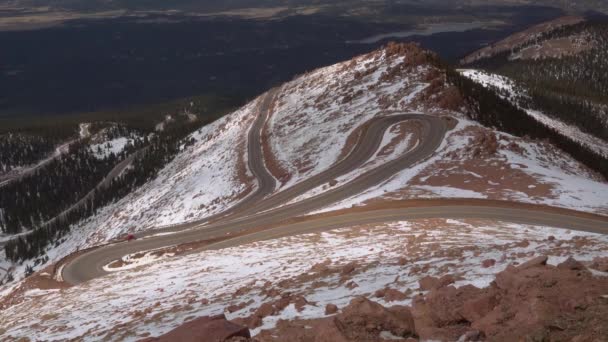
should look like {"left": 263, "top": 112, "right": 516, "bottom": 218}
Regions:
{"left": 1, "top": 42, "right": 608, "bottom": 341}
{"left": 54, "top": 43, "right": 608, "bottom": 248}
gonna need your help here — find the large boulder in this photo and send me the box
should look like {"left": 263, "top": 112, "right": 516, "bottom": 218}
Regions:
{"left": 256, "top": 256, "right": 608, "bottom": 342}
{"left": 140, "top": 314, "right": 250, "bottom": 342}
{"left": 412, "top": 256, "right": 608, "bottom": 341}
{"left": 516, "top": 255, "right": 548, "bottom": 270}
{"left": 590, "top": 256, "right": 608, "bottom": 272}
{"left": 472, "top": 257, "right": 608, "bottom": 340}
{"left": 255, "top": 317, "right": 350, "bottom": 342}
{"left": 557, "top": 257, "right": 585, "bottom": 271}
{"left": 335, "top": 296, "right": 415, "bottom": 339}
{"left": 325, "top": 303, "right": 339, "bottom": 315}
{"left": 461, "top": 291, "right": 499, "bottom": 322}
{"left": 411, "top": 285, "right": 483, "bottom": 341}
{"left": 255, "top": 298, "right": 415, "bottom": 342}
{"left": 418, "top": 274, "right": 455, "bottom": 291}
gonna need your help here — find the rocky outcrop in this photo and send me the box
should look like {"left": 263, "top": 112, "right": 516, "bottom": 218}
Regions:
{"left": 590, "top": 256, "right": 608, "bottom": 272}
{"left": 481, "top": 259, "right": 496, "bottom": 268}
{"left": 140, "top": 314, "right": 250, "bottom": 342}
{"left": 418, "top": 274, "right": 455, "bottom": 291}
{"left": 235, "top": 292, "right": 312, "bottom": 329}
{"left": 252, "top": 256, "right": 608, "bottom": 341}
{"left": 325, "top": 303, "right": 339, "bottom": 315}
{"left": 256, "top": 296, "right": 416, "bottom": 341}
{"left": 337, "top": 296, "right": 415, "bottom": 339}
{"left": 467, "top": 129, "right": 498, "bottom": 157}
{"left": 156, "top": 256, "right": 607, "bottom": 342}
{"left": 414, "top": 256, "right": 608, "bottom": 341}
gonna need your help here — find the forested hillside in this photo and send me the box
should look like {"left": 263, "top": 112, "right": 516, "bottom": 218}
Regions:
{"left": 0, "top": 135, "right": 59, "bottom": 173}
{"left": 0, "top": 140, "right": 121, "bottom": 234}
{"left": 464, "top": 19, "right": 608, "bottom": 141}
{"left": 3, "top": 118, "right": 204, "bottom": 263}
{"left": 1, "top": 98, "right": 235, "bottom": 264}
{"left": 446, "top": 68, "right": 608, "bottom": 180}
{"left": 0, "top": 123, "right": 81, "bottom": 174}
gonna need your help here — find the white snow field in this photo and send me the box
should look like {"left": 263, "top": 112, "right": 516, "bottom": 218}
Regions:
{"left": 1, "top": 219, "right": 606, "bottom": 341}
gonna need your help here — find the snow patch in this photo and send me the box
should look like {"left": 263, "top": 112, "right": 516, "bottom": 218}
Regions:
{"left": 90, "top": 137, "right": 130, "bottom": 159}
{"left": 1, "top": 219, "right": 606, "bottom": 340}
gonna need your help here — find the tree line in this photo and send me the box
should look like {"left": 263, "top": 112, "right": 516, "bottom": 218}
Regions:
{"left": 0, "top": 139, "right": 121, "bottom": 235}
{"left": 466, "top": 20, "right": 608, "bottom": 142}
{"left": 3, "top": 113, "right": 218, "bottom": 262}
{"left": 0, "top": 134, "right": 59, "bottom": 173}
{"left": 446, "top": 68, "right": 608, "bottom": 180}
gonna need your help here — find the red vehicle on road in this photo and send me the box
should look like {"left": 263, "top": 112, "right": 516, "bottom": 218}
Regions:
{"left": 126, "top": 234, "right": 136, "bottom": 242}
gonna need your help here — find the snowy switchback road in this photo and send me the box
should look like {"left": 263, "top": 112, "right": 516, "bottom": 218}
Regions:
{"left": 61, "top": 90, "right": 608, "bottom": 285}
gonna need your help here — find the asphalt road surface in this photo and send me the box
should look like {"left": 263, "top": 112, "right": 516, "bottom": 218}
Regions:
{"left": 62, "top": 91, "right": 608, "bottom": 284}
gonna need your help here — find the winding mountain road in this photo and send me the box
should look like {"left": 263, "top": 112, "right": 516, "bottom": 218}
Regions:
{"left": 61, "top": 91, "right": 608, "bottom": 285}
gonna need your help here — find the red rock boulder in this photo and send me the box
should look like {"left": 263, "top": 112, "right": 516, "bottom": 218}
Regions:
{"left": 140, "top": 314, "right": 250, "bottom": 342}
{"left": 336, "top": 296, "right": 415, "bottom": 339}
{"left": 590, "top": 256, "right": 608, "bottom": 272}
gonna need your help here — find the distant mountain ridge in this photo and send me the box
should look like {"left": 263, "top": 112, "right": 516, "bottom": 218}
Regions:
{"left": 461, "top": 17, "right": 608, "bottom": 144}
{"left": 460, "top": 15, "right": 586, "bottom": 65}
{"left": 6, "top": 0, "right": 608, "bottom": 14}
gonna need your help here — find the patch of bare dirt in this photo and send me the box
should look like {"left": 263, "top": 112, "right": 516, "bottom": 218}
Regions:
{"left": 403, "top": 126, "right": 557, "bottom": 201}
{"left": 0, "top": 264, "right": 70, "bottom": 311}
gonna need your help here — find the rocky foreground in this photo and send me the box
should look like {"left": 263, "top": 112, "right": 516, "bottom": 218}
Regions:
{"left": 143, "top": 255, "right": 608, "bottom": 342}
